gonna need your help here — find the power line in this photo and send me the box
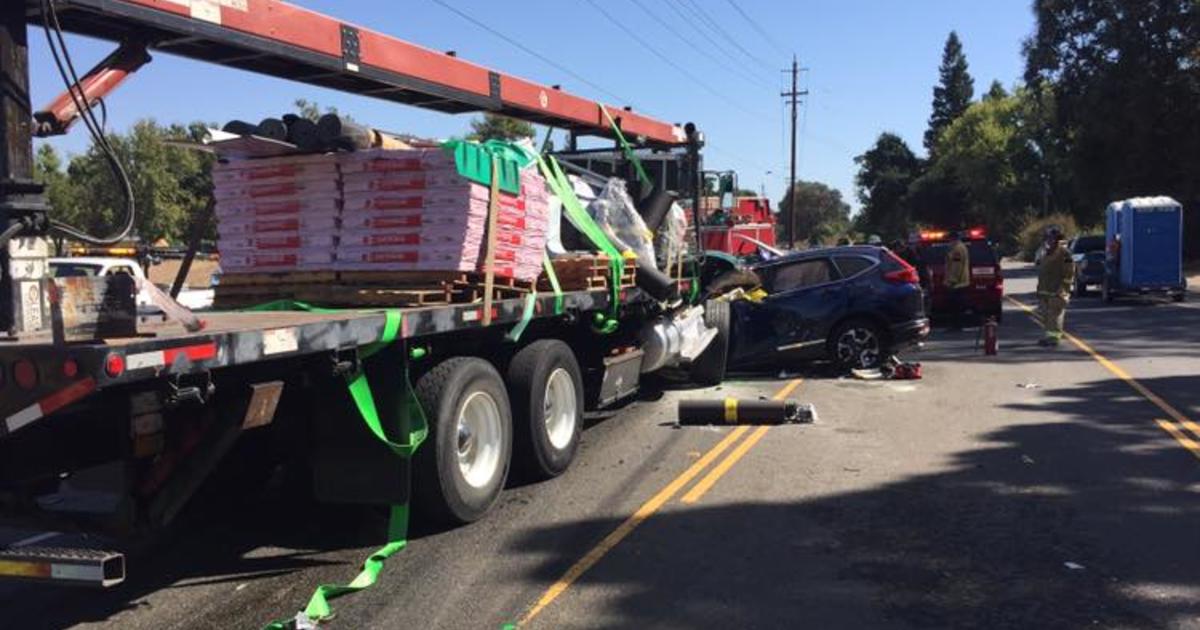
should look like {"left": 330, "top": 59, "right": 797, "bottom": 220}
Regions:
{"left": 583, "top": 0, "right": 766, "bottom": 118}
{"left": 627, "top": 0, "right": 772, "bottom": 90}
{"left": 705, "top": 143, "right": 777, "bottom": 175}
{"left": 677, "top": 0, "right": 777, "bottom": 70}
{"left": 659, "top": 0, "right": 773, "bottom": 82}
{"left": 428, "top": 0, "right": 634, "bottom": 107}
{"left": 724, "top": 0, "right": 791, "bottom": 57}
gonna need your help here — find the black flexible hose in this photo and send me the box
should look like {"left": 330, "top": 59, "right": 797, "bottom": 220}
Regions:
{"left": 39, "top": 0, "right": 137, "bottom": 246}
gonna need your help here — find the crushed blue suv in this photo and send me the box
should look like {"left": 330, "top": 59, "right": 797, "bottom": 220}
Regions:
{"left": 727, "top": 245, "right": 930, "bottom": 370}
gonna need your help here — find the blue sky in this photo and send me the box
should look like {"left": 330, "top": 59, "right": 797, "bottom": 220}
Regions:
{"left": 30, "top": 0, "right": 1035, "bottom": 212}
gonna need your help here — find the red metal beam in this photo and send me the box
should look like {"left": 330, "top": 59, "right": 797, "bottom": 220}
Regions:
{"left": 42, "top": 0, "right": 689, "bottom": 146}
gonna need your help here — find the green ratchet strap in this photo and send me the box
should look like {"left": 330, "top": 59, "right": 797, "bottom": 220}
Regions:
{"left": 505, "top": 288, "right": 537, "bottom": 343}
{"left": 536, "top": 154, "right": 622, "bottom": 334}
{"left": 243, "top": 299, "right": 335, "bottom": 314}
{"left": 600, "top": 105, "right": 652, "bottom": 191}
{"left": 542, "top": 253, "right": 564, "bottom": 315}
{"left": 264, "top": 309, "right": 427, "bottom": 629}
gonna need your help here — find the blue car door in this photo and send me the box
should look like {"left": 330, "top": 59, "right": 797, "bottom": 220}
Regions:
{"left": 731, "top": 257, "right": 848, "bottom": 364}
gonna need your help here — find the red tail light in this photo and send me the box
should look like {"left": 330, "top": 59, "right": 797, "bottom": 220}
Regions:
{"left": 882, "top": 252, "right": 920, "bottom": 284}
{"left": 13, "top": 359, "right": 38, "bottom": 390}
{"left": 104, "top": 353, "right": 125, "bottom": 378}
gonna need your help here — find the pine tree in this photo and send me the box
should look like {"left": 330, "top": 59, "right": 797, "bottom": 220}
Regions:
{"left": 984, "top": 80, "right": 1008, "bottom": 102}
{"left": 924, "top": 31, "right": 975, "bottom": 155}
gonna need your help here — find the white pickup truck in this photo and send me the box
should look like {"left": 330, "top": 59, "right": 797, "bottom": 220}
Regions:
{"left": 48, "top": 257, "right": 214, "bottom": 311}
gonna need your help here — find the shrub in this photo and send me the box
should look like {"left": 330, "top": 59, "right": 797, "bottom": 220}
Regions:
{"left": 1017, "top": 213, "right": 1079, "bottom": 261}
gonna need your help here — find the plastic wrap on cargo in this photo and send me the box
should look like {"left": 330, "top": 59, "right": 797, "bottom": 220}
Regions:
{"left": 655, "top": 201, "right": 688, "bottom": 270}
{"left": 588, "top": 178, "right": 656, "bottom": 268}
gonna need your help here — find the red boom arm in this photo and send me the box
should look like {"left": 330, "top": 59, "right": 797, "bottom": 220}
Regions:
{"left": 34, "top": 0, "right": 691, "bottom": 148}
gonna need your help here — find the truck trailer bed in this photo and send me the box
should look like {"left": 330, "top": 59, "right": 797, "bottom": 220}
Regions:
{"left": 0, "top": 288, "right": 625, "bottom": 436}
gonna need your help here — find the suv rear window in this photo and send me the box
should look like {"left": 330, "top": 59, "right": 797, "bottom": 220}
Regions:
{"left": 1071, "top": 235, "right": 1105, "bottom": 253}
{"left": 833, "top": 255, "right": 876, "bottom": 278}
{"left": 763, "top": 258, "right": 836, "bottom": 292}
{"left": 919, "top": 242, "right": 998, "bottom": 266}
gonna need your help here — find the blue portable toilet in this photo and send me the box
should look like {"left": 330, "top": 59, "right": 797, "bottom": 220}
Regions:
{"left": 1104, "top": 196, "right": 1185, "bottom": 296}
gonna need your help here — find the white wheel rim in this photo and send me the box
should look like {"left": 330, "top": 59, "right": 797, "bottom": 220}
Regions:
{"left": 456, "top": 391, "right": 503, "bottom": 489}
{"left": 544, "top": 368, "right": 577, "bottom": 451}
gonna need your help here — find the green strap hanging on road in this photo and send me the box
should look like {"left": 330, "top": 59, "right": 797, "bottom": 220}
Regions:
{"left": 600, "top": 105, "right": 652, "bottom": 191}
{"left": 264, "top": 309, "right": 427, "bottom": 629}
{"left": 537, "top": 154, "right": 622, "bottom": 334}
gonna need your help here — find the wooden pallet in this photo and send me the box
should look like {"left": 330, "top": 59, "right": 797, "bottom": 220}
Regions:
{"left": 304, "top": 284, "right": 458, "bottom": 307}
{"left": 218, "top": 271, "right": 336, "bottom": 287}
{"left": 539, "top": 254, "right": 637, "bottom": 292}
{"left": 454, "top": 274, "right": 537, "bottom": 302}
{"left": 335, "top": 270, "right": 468, "bottom": 287}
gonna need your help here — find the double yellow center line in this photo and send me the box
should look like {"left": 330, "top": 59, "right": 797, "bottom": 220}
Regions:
{"left": 1007, "top": 296, "right": 1200, "bottom": 461}
{"left": 518, "top": 378, "right": 802, "bottom": 625}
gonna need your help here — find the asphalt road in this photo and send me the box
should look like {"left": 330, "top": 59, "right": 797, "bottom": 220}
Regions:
{"left": 4, "top": 262, "right": 1200, "bottom": 629}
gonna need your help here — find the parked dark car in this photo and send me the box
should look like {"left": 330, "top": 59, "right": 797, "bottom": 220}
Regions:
{"left": 726, "top": 246, "right": 930, "bottom": 370}
{"left": 1068, "top": 234, "right": 1106, "bottom": 297}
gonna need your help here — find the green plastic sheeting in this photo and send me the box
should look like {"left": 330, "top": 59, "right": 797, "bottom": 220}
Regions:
{"left": 440, "top": 139, "right": 526, "bottom": 195}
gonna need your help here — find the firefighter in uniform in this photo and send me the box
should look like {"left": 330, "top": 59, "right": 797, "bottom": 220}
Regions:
{"left": 943, "top": 232, "right": 971, "bottom": 330}
{"left": 1037, "top": 228, "right": 1075, "bottom": 346}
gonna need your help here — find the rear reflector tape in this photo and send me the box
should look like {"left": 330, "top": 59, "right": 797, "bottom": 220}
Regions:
{"left": 5, "top": 377, "right": 98, "bottom": 435}
{"left": 5, "top": 406, "right": 42, "bottom": 435}
{"left": 0, "top": 559, "right": 50, "bottom": 579}
{"left": 126, "top": 342, "right": 217, "bottom": 372}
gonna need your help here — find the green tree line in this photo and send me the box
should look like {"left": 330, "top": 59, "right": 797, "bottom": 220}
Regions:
{"left": 854, "top": 0, "right": 1200, "bottom": 254}
{"left": 35, "top": 120, "right": 215, "bottom": 252}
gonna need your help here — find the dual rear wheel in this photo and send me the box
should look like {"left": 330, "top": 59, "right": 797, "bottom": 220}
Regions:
{"left": 412, "top": 340, "right": 583, "bottom": 524}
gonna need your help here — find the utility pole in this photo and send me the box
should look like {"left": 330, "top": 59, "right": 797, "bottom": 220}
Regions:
{"left": 781, "top": 56, "right": 807, "bottom": 248}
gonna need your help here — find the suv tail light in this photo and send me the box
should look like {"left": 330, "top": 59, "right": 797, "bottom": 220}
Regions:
{"left": 882, "top": 251, "right": 919, "bottom": 284}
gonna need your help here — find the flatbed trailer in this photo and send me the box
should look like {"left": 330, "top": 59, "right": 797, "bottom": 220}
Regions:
{"left": 0, "top": 284, "right": 679, "bottom": 583}
{"left": 0, "top": 0, "right": 722, "bottom": 588}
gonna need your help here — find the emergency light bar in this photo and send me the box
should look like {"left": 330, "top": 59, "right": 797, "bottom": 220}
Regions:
{"left": 916, "top": 227, "right": 988, "bottom": 242}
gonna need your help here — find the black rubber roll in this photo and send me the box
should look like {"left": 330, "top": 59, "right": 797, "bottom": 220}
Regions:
{"left": 256, "top": 117, "right": 288, "bottom": 141}
{"left": 317, "top": 113, "right": 373, "bottom": 151}
{"left": 221, "top": 120, "right": 258, "bottom": 136}
{"left": 285, "top": 117, "right": 321, "bottom": 151}
{"left": 677, "top": 399, "right": 798, "bottom": 425}
{"left": 639, "top": 189, "right": 678, "bottom": 233}
{"left": 635, "top": 263, "right": 678, "bottom": 301}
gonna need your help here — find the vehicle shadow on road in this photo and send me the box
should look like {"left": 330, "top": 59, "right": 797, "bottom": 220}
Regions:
{"left": 504, "top": 377, "right": 1200, "bottom": 629}
{"left": 2, "top": 470, "right": 396, "bottom": 629}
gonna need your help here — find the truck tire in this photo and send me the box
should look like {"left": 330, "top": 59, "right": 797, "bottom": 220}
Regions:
{"left": 690, "top": 299, "right": 731, "bottom": 386}
{"left": 507, "top": 340, "right": 584, "bottom": 480}
{"left": 413, "top": 357, "right": 512, "bottom": 525}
